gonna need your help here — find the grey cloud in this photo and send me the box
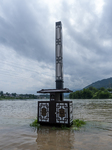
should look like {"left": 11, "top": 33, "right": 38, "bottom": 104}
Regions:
{"left": 98, "top": 0, "right": 112, "bottom": 39}
{"left": 0, "top": 0, "right": 54, "bottom": 64}
{"left": 60, "top": 0, "right": 112, "bottom": 89}
{"left": 1, "top": 0, "right": 112, "bottom": 93}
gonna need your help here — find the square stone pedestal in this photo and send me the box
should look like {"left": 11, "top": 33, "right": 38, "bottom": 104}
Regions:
{"left": 38, "top": 101, "right": 73, "bottom": 126}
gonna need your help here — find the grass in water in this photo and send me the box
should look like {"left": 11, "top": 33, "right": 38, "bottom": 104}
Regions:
{"left": 30, "top": 119, "right": 40, "bottom": 128}
{"left": 61, "top": 125, "right": 70, "bottom": 130}
{"left": 30, "top": 119, "right": 86, "bottom": 130}
{"left": 52, "top": 119, "right": 86, "bottom": 130}
{"left": 73, "top": 119, "right": 86, "bottom": 127}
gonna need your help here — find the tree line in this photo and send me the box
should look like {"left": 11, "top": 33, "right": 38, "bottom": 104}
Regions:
{"left": 0, "top": 91, "right": 38, "bottom": 99}
{"left": 69, "top": 87, "right": 112, "bottom": 99}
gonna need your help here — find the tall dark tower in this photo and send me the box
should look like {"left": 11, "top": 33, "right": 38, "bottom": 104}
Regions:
{"left": 55, "top": 21, "right": 63, "bottom": 89}
{"left": 37, "top": 21, "right": 73, "bottom": 126}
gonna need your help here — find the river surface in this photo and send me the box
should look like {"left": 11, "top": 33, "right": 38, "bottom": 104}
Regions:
{"left": 0, "top": 99, "right": 112, "bottom": 150}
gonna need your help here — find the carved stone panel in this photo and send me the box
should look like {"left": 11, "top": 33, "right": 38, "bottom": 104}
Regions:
{"left": 42, "top": 108, "right": 46, "bottom": 116}
{"left": 59, "top": 108, "right": 65, "bottom": 117}
{"left": 56, "top": 102, "right": 68, "bottom": 124}
{"left": 38, "top": 103, "right": 49, "bottom": 122}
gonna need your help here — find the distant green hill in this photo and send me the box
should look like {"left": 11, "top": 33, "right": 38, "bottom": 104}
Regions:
{"left": 84, "top": 77, "right": 112, "bottom": 89}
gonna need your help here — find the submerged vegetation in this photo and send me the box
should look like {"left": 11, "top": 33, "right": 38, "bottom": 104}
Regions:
{"left": 73, "top": 119, "right": 86, "bottom": 127}
{"left": 30, "top": 118, "right": 86, "bottom": 130}
{"left": 69, "top": 87, "right": 112, "bottom": 99}
{"left": 30, "top": 119, "right": 40, "bottom": 128}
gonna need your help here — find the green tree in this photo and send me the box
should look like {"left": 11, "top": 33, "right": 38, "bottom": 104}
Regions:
{"left": 98, "top": 91, "right": 110, "bottom": 99}
{"left": 12, "top": 93, "right": 16, "bottom": 96}
{"left": 69, "top": 93, "right": 72, "bottom": 99}
{"left": 82, "top": 89, "right": 93, "bottom": 99}
{"left": 0, "top": 91, "right": 3, "bottom": 96}
{"left": 107, "top": 88, "right": 112, "bottom": 92}
{"left": 100, "top": 87, "right": 105, "bottom": 91}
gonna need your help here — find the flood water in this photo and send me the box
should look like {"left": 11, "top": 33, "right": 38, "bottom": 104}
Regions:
{"left": 0, "top": 99, "right": 112, "bottom": 150}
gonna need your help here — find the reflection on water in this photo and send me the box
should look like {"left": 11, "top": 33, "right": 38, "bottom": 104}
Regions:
{"left": 0, "top": 99, "right": 112, "bottom": 150}
{"left": 36, "top": 127, "right": 75, "bottom": 150}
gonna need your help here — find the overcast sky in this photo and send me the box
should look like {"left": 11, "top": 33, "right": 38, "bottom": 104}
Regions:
{"left": 0, "top": 0, "right": 112, "bottom": 94}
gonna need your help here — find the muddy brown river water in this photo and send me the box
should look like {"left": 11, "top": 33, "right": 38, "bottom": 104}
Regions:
{"left": 0, "top": 99, "right": 112, "bottom": 150}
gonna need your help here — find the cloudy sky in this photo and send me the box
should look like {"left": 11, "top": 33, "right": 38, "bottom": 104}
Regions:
{"left": 0, "top": 0, "right": 112, "bottom": 94}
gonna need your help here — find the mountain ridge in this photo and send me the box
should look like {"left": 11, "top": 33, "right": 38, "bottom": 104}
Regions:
{"left": 84, "top": 77, "right": 112, "bottom": 89}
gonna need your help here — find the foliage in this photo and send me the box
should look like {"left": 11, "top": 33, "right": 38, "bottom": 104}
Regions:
{"left": 0, "top": 91, "right": 3, "bottom": 96}
{"left": 52, "top": 126, "right": 57, "bottom": 130}
{"left": 61, "top": 125, "right": 70, "bottom": 130}
{"left": 73, "top": 119, "right": 86, "bottom": 127}
{"left": 52, "top": 119, "right": 86, "bottom": 130}
{"left": 107, "top": 88, "right": 112, "bottom": 91}
{"left": 30, "top": 119, "right": 40, "bottom": 128}
{"left": 69, "top": 87, "right": 112, "bottom": 99}
{"left": 82, "top": 89, "right": 93, "bottom": 99}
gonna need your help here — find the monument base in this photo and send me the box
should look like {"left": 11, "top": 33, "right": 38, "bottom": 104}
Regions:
{"left": 38, "top": 101, "right": 73, "bottom": 127}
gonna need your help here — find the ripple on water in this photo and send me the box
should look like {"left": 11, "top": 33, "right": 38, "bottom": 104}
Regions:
{"left": 0, "top": 99, "right": 112, "bottom": 150}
